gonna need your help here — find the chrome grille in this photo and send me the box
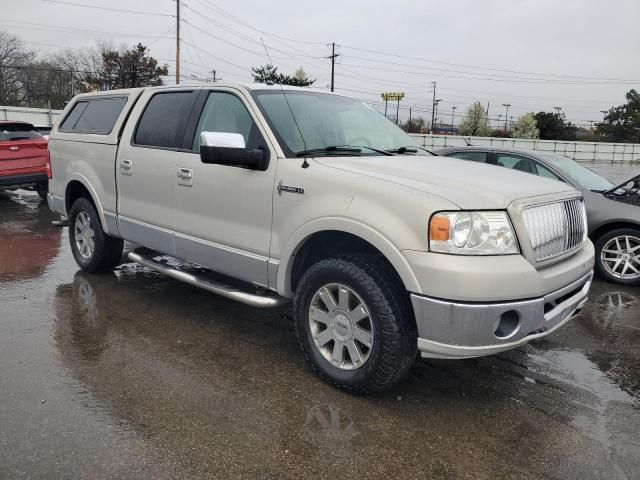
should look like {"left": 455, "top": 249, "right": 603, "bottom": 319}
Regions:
{"left": 522, "top": 198, "right": 587, "bottom": 262}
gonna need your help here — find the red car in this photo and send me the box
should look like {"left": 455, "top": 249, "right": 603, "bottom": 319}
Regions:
{"left": 0, "top": 121, "right": 50, "bottom": 199}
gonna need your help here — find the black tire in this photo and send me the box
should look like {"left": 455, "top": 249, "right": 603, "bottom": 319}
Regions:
{"left": 68, "top": 196, "right": 124, "bottom": 273}
{"left": 36, "top": 184, "right": 48, "bottom": 201}
{"left": 294, "top": 254, "right": 417, "bottom": 394}
{"left": 594, "top": 227, "right": 640, "bottom": 286}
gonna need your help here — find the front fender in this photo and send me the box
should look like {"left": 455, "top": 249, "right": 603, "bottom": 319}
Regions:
{"left": 276, "top": 217, "right": 422, "bottom": 297}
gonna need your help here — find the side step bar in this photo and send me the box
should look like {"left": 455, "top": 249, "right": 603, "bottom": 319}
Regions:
{"left": 127, "top": 250, "right": 287, "bottom": 308}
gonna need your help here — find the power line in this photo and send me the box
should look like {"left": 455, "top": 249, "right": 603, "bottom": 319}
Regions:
{"left": 338, "top": 44, "right": 640, "bottom": 83}
{"left": 0, "top": 19, "right": 175, "bottom": 39}
{"left": 338, "top": 61, "right": 637, "bottom": 85}
{"left": 40, "top": 0, "right": 174, "bottom": 17}
{"left": 190, "top": 0, "right": 326, "bottom": 46}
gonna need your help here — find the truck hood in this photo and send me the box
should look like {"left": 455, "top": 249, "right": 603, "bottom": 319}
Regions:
{"left": 316, "top": 155, "right": 578, "bottom": 209}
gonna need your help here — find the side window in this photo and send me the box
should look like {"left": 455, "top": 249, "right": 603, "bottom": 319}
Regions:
{"left": 192, "top": 92, "right": 265, "bottom": 153}
{"left": 495, "top": 154, "right": 537, "bottom": 174}
{"left": 134, "top": 92, "right": 195, "bottom": 149}
{"left": 447, "top": 151, "right": 488, "bottom": 163}
{"left": 59, "top": 101, "right": 88, "bottom": 131}
{"left": 59, "top": 97, "right": 127, "bottom": 134}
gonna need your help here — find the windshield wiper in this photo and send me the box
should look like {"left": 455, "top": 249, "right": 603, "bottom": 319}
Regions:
{"left": 386, "top": 145, "right": 435, "bottom": 155}
{"left": 296, "top": 145, "right": 393, "bottom": 157}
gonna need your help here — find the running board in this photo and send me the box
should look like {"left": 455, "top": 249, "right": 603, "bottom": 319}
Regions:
{"left": 127, "top": 250, "right": 287, "bottom": 308}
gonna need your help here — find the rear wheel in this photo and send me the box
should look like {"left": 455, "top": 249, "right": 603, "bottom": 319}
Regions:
{"left": 595, "top": 228, "right": 640, "bottom": 285}
{"left": 69, "top": 197, "right": 124, "bottom": 273}
{"left": 294, "top": 254, "right": 417, "bottom": 394}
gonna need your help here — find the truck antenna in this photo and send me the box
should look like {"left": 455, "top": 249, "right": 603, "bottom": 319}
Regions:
{"left": 260, "top": 38, "right": 308, "bottom": 156}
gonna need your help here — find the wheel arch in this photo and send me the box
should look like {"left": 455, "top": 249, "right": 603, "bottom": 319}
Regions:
{"left": 277, "top": 218, "right": 421, "bottom": 298}
{"left": 64, "top": 175, "right": 108, "bottom": 231}
{"left": 590, "top": 220, "right": 640, "bottom": 243}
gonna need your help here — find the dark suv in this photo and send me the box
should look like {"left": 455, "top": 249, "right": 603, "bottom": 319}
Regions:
{"left": 436, "top": 146, "right": 640, "bottom": 285}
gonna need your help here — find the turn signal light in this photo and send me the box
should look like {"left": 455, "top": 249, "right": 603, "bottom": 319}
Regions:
{"left": 429, "top": 215, "right": 450, "bottom": 241}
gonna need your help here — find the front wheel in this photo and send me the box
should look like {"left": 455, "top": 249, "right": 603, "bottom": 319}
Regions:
{"left": 294, "top": 255, "right": 417, "bottom": 394}
{"left": 68, "top": 197, "right": 124, "bottom": 273}
{"left": 595, "top": 228, "right": 640, "bottom": 285}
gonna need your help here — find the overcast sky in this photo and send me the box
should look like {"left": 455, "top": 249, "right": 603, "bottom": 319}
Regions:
{"left": 4, "top": 0, "right": 639, "bottom": 126}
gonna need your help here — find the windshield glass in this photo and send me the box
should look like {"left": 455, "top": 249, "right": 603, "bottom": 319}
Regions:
{"left": 0, "top": 123, "right": 43, "bottom": 142}
{"left": 252, "top": 90, "right": 425, "bottom": 157}
{"left": 541, "top": 154, "right": 614, "bottom": 191}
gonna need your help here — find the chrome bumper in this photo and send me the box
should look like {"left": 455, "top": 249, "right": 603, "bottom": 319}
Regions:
{"left": 412, "top": 270, "right": 593, "bottom": 359}
{"left": 47, "top": 193, "right": 65, "bottom": 216}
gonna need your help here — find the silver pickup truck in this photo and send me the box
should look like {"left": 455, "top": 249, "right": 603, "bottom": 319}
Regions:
{"left": 47, "top": 84, "right": 595, "bottom": 393}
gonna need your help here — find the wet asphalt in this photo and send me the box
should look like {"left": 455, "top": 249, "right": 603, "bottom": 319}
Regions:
{"left": 1, "top": 191, "right": 639, "bottom": 480}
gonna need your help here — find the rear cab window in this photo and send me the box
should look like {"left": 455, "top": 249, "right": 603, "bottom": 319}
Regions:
{"left": 133, "top": 91, "right": 196, "bottom": 149}
{"left": 59, "top": 96, "right": 128, "bottom": 134}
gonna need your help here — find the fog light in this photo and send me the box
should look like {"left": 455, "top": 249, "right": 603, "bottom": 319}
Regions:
{"left": 494, "top": 310, "right": 520, "bottom": 339}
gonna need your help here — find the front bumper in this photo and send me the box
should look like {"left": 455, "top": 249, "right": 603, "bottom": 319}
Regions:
{"left": 412, "top": 270, "right": 593, "bottom": 359}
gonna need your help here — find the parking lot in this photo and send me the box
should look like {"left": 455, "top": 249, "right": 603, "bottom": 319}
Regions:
{"left": 1, "top": 191, "right": 639, "bottom": 480}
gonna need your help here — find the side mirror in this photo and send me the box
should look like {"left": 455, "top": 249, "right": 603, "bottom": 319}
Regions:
{"left": 199, "top": 131, "right": 267, "bottom": 170}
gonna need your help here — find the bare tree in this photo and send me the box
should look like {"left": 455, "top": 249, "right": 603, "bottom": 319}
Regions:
{"left": 0, "top": 31, "right": 33, "bottom": 105}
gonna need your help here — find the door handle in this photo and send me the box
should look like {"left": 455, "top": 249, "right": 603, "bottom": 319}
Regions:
{"left": 177, "top": 168, "right": 193, "bottom": 179}
{"left": 177, "top": 167, "right": 193, "bottom": 186}
{"left": 120, "top": 159, "right": 132, "bottom": 175}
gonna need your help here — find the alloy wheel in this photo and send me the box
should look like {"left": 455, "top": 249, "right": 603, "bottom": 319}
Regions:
{"left": 308, "top": 283, "right": 374, "bottom": 370}
{"left": 600, "top": 235, "right": 640, "bottom": 280}
{"left": 74, "top": 211, "right": 95, "bottom": 259}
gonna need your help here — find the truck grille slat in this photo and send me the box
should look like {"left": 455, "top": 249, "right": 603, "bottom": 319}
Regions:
{"left": 523, "top": 199, "right": 586, "bottom": 262}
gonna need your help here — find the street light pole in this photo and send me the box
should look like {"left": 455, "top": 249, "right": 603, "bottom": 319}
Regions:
{"left": 502, "top": 104, "right": 510, "bottom": 131}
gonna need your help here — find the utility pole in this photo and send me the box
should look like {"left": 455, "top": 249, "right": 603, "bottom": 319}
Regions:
{"left": 451, "top": 106, "right": 457, "bottom": 128}
{"left": 600, "top": 110, "right": 607, "bottom": 121}
{"left": 212, "top": 70, "right": 217, "bottom": 82}
{"left": 486, "top": 102, "right": 490, "bottom": 128}
{"left": 176, "top": 0, "right": 180, "bottom": 85}
{"left": 589, "top": 120, "right": 595, "bottom": 130}
{"left": 502, "top": 103, "right": 511, "bottom": 131}
{"left": 434, "top": 99, "right": 441, "bottom": 130}
{"left": 408, "top": 107, "right": 412, "bottom": 126}
{"left": 430, "top": 81, "right": 436, "bottom": 133}
{"left": 553, "top": 106, "right": 562, "bottom": 116}
{"left": 326, "top": 43, "right": 339, "bottom": 92}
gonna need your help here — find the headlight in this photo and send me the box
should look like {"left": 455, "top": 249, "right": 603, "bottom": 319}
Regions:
{"left": 429, "top": 211, "right": 519, "bottom": 255}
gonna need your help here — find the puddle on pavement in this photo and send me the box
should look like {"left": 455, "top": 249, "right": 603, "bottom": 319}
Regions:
{"left": 2, "top": 189, "right": 640, "bottom": 479}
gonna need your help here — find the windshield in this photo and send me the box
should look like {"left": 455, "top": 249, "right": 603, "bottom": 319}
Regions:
{"left": 541, "top": 154, "right": 614, "bottom": 191}
{"left": 0, "top": 123, "right": 43, "bottom": 142}
{"left": 252, "top": 90, "right": 424, "bottom": 157}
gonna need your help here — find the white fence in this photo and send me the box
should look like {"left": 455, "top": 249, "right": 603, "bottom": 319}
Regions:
{"left": 409, "top": 134, "right": 640, "bottom": 164}
{"left": 0, "top": 105, "right": 64, "bottom": 126}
